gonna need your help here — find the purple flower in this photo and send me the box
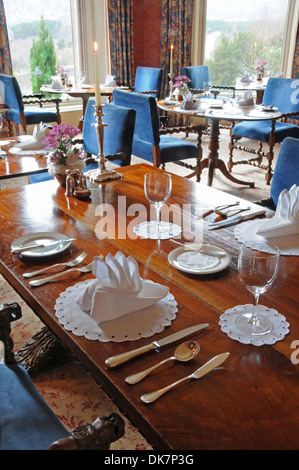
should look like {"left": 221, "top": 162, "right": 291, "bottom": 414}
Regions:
{"left": 173, "top": 74, "right": 191, "bottom": 89}
{"left": 43, "top": 124, "right": 85, "bottom": 166}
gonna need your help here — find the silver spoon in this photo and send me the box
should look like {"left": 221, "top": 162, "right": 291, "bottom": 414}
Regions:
{"left": 125, "top": 340, "right": 200, "bottom": 385}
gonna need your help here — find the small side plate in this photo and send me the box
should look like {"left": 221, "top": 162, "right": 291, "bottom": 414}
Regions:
{"left": 11, "top": 232, "right": 71, "bottom": 258}
{"left": 168, "top": 244, "right": 231, "bottom": 274}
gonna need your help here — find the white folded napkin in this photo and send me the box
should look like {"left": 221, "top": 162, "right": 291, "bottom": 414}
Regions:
{"left": 257, "top": 184, "right": 299, "bottom": 239}
{"left": 240, "top": 71, "right": 253, "bottom": 84}
{"left": 76, "top": 251, "right": 169, "bottom": 324}
{"left": 14, "top": 122, "right": 48, "bottom": 150}
{"left": 50, "top": 78, "right": 65, "bottom": 90}
{"left": 179, "top": 91, "right": 198, "bottom": 110}
{"left": 102, "top": 74, "right": 117, "bottom": 87}
{"left": 237, "top": 90, "right": 254, "bottom": 107}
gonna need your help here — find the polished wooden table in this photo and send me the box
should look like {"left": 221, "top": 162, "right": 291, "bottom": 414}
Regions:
{"left": 0, "top": 163, "right": 298, "bottom": 450}
{"left": 0, "top": 137, "right": 48, "bottom": 180}
{"left": 158, "top": 99, "right": 281, "bottom": 188}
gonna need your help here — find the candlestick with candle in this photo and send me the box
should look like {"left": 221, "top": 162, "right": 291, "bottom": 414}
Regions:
{"left": 93, "top": 41, "right": 101, "bottom": 106}
{"left": 170, "top": 44, "right": 174, "bottom": 75}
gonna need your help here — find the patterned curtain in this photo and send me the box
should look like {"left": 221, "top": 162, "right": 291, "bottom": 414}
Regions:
{"left": 0, "top": 0, "right": 13, "bottom": 136}
{"left": 107, "top": 0, "right": 134, "bottom": 88}
{"left": 160, "top": 0, "right": 194, "bottom": 97}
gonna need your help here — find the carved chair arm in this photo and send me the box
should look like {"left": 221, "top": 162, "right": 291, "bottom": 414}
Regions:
{"left": 0, "top": 302, "right": 22, "bottom": 363}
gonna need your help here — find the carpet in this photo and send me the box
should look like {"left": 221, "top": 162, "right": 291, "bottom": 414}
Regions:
{"left": 1, "top": 128, "right": 277, "bottom": 450}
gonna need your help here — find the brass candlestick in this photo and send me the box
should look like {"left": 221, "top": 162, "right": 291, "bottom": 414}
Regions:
{"left": 85, "top": 104, "right": 121, "bottom": 183}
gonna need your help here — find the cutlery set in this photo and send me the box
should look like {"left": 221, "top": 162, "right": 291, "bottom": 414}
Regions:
{"left": 22, "top": 251, "right": 92, "bottom": 286}
{"left": 105, "top": 323, "right": 230, "bottom": 403}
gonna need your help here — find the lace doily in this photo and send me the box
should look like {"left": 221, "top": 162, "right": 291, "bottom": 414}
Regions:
{"left": 219, "top": 304, "right": 290, "bottom": 346}
{"left": 234, "top": 219, "right": 299, "bottom": 256}
{"left": 133, "top": 221, "right": 182, "bottom": 240}
{"left": 54, "top": 279, "right": 178, "bottom": 342}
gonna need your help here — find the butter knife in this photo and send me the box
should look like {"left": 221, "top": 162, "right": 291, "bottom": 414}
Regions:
{"left": 208, "top": 209, "right": 266, "bottom": 229}
{"left": 11, "top": 238, "right": 76, "bottom": 254}
{"left": 105, "top": 323, "right": 209, "bottom": 368}
{"left": 141, "top": 352, "right": 230, "bottom": 403}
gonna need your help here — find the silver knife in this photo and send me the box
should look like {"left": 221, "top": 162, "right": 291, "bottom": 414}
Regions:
{"left": 208, "top": 209, "right": 266, "bottom": 229}
{"left": 11, "top": 238, "right": 76, "bottom": 254}
{"left": 105, "top": 323, "right": 209, "bottom": 368}
{"left": 141, "top": 352, "right": 230, "bottom": 403}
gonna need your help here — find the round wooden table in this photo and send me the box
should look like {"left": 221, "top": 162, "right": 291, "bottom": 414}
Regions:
{"left": 40, "top": 85, "right": 115, "bottom": 130}
{"left": 158, "top": 98, "right": 281, "bottom": 187}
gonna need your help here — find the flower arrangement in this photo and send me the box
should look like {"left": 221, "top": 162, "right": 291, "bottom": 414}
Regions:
{"left": 255, "top": 59, "right": 267, "bottom": 74}
{"left": 173, "top": 75, "right": 191, "bottom": 92}
{"left": 56, "top": 65, "right": 67, "bottom": 79}
{"left": 43, "top": 124, "right": 86, "bottom": 176}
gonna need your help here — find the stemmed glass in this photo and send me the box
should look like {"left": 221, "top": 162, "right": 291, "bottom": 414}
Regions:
{"left": 203, "top": 81, "right": 211, "bottom": 97}
{"left": 145, "top": 172, "right": 172, "bottom": 237}
{"left": 79, "top": 71, "right": 86, "bottom": 87}
{"left": 236, "top": 241, "right": 280, "bottom": 335}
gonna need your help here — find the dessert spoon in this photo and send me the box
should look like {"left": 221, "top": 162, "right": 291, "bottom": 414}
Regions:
{"left": 125, "top": 340, "right": 200, "bottom": 385}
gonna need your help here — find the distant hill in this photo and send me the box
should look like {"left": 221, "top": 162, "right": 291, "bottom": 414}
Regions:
{"left": 4, "top": 0, "right": 71, "bottom": 26}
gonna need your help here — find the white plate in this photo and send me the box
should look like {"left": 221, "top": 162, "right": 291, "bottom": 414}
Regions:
{"left": 262, "top": 106, "right": 278, "bottom": 112}
{"left": 11, "top": 232, "right": 71, "bottom": 258}
{"left": 168, "top": 244, "right": 231, "bottom": 274}
{"left": 209, "top": 103, "right": 223, "bottom": 109}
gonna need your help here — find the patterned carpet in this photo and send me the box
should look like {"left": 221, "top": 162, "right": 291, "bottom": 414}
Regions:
{"left": 2, "top": 128, "right": 277, "bottom": 450}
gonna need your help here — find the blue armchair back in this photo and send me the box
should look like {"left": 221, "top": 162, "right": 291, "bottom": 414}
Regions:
{"left": 0, "top": 73, "right": 24, "bottom": 112}
{"left": 134, "top": 66, "right": 164, "bottom": 98}
{"left": 271, "top": 136, "right": 299, "bottom": 207}
{"left": 263, "top": 78, "right": 299, "bottom": 115}
{"left": 181, "top": 66, "right": 210, "bottom": 89}
{"left": 83, "top": 99, "right": 136, "bottom": 166}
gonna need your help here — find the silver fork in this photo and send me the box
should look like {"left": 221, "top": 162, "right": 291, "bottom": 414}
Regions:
{"left": 29, "top": 262, "right": 93, "bottom": 287}
{"left": 23, "top": 252, "right": 87, "bottom": 278}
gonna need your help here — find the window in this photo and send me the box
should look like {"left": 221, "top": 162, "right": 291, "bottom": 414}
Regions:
{"left": 5, "top": 0, "right": 74, "bottom": 96}
{"left": 204, "top": 0, "right": 289, "bottom": 86}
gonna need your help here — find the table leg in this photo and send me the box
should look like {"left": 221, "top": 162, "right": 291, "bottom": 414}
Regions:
{"left": 201, "top": 119, "right": 254, "bottom": 187}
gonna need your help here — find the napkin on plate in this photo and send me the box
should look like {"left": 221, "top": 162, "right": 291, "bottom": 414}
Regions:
{"left": 179, "top": 91, "right": 198, "bottom": 110}
{"left": 14, "top": 122, "right": 48, "bottom": 150}
{"left": 256, "top": 184, "right": 299, "bottom": 239}
{"left": 50, "top": 78, "right": 65, "bottom": 90}
{"left": 102, "top": 74, "right": 117, "bottom": 87}
{"left": 76, "top": 251, "right": 169, "bottom": 324}
{"left": 240, "top": 71, "right": 253, "bottom": 84}
{"left": 237, "top": 90, "right": 254, "bottom": 107}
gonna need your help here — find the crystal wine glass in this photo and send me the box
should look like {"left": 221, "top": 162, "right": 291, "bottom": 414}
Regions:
{"left": 203, "top": 81, "right": 210, "bottom": 97}
{"left": 236, "top": 241, "right": 280, "bottom": 335}
{"left": 145, "top": 172, "right": 172, "bottom": 237}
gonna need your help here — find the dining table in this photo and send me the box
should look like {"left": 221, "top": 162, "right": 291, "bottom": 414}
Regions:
{"left": 40, "top": 84, "right": 116, "bottom": 130}
{"left": 0, "top": 163, "right": 298, "bottom": 450}
{"left": 235, "top": 77, "right": 268, "bottom": 104}
{"left": 158, "top": 98, "right": 281, "bottom": 188}
{"left": 0, "top": 137, "right": 48, "bottom": 181}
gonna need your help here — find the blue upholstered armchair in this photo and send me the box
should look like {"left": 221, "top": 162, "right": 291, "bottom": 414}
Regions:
{"left": 30, "top": 100, "right": 136, "bottom": 184}
{"left": 0, "top": 73, "right": 61, "bottom": 135}
{"left": 229, "top": 78, "right": 299, "bottom": 185}
{"left": 181, "top": 65, "right": 235, "bottom": 99}
{"left": 133, "top": 66, "right": 164, "bottom": 99}
{"left": 256, "top": 137, "right": 299, "bottom": 210}
{"left": 0, "top": 302, "right": 125, "bottom": 450}
{"left": 113, "top": 89, "right": 206, "bottom": 181}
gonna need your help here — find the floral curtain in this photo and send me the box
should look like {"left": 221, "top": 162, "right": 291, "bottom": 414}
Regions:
{"left": 160, "top": 0, "right": 194, "bottom": 97}
{"left": 0, "top": 0, "right": 13, "bottom": 136}
{"left": 107, "top": 0, "right": 134, "bottom": 88}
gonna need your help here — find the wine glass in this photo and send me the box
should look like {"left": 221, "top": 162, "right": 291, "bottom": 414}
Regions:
{"left": 236, "top": 241, "right": 280, "bottom": 335}
{"left": 145, "top": 172, "right": 172, "bottom": 237}
{"left": 203, "top": 81, "right": 210, "bottom": 97}
{"left": 79, "top": 71, "right": 86, "bottom": 87}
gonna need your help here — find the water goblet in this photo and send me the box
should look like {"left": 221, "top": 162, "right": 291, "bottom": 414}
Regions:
{"left": 236, "top": 241, "right": 280, "bottom": 335}
{"left": 203, "top": 81, "right": 210, "bottom": 97}
{"left": 144, "top": 172, "right": 172, "bottom": 237}
{"left": 79, "top": 71, "right": 86, "bottom": 87}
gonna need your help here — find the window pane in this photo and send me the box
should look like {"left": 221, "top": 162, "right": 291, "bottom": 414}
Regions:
{"left": 5, "top": 0, "right": 74, "bottom": 94}
{"left": 205, "top": 0, "right": 288, "bottom": 86}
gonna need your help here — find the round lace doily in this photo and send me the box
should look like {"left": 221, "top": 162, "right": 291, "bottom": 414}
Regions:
{"left": 54, "top": 279, "right": 178, "bottom": 342}
{"left": 234, "top": 219, "right": 299, "bottom": 256}
{"left": 133, "top": 221, "right": 182, "bottom": 240}
{"left": 219, "top": 304, "right": 290, "bottom": 346}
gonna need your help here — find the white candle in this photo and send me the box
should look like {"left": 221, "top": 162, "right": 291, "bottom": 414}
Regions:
{"left": 93, "top": 41, "right": 101, "bottom": 106}
{"left": 170, "top": 45, "right": 174, "bottom": 75}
